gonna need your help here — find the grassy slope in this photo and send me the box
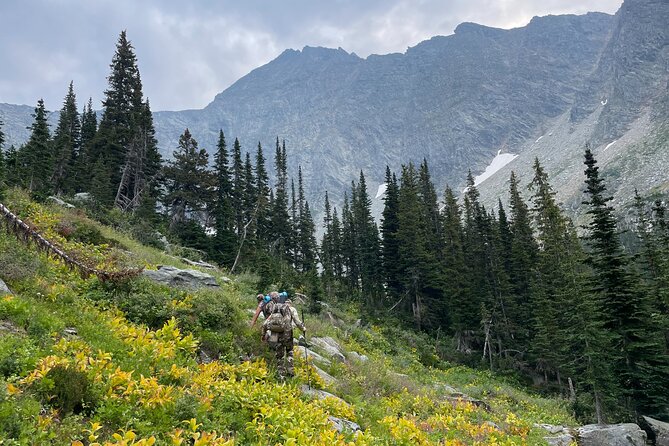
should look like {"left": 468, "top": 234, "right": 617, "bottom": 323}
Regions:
{"left": 0, "top": 191, "right": 576, "bottom": 445}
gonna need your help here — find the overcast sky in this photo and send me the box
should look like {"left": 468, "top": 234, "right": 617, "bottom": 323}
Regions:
{"left": 0, "top": 0, "right": 622, "bottom": 112}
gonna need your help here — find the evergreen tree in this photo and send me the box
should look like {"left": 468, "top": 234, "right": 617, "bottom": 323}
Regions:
{"left": 162, "top": 129, "right": 213, "bottom": 227}
{"left": 254, "top": 142, "right": 271, "bottom": 243}
{"left": 73, "top": 98, "right": 98, "bottom": 192}
{"left": 341, "top": 192, "right": 359, "bottom": 294}
{"left": 269, "top": 138, "right": 291, "bottom": 260}
{"left": 353, "top": 171, "right": 383, "bottom": 307}
{"left": 93, "top": 30, "right": 145, "bottom": 206}
{"left": 506, "top": 171, "right": 538, "bottom": 349}
{"left": 21, "top": 99, "right": 52, "bottom": 198}
{"left": 381, "top": 167, "right": 402, "bottom": 300}
{"left": 0, "top": 119, "right": 5, "bottom": 198}
{"left": 441, "top": 186, "right": 467, "bottom": 335}
{"left": 212, "top": 130, "right": 236, "bottom": 266}
{"left": 330, "top": 207, "right": 344, "bottom": 280}
{"left": 51, "top": 81, "right": 81, "bottom": 195}
{"left": 243, "top": 152, "right": 257, "bottom": 233}
{"left": 581, "top": 146, "right": 669, "bottom": 418}
{"left": 231, "top": 138, "right": 244, "bottom": 236}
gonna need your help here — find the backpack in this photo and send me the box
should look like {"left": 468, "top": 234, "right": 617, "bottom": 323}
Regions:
{"left": 265, "top": 301, "right": 293, "bottom": 333}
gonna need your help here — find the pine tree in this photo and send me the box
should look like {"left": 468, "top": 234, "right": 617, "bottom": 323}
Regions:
{"left": 231, "top": 138, "right": 244, "bottom": 236}
{"left": 51, "top": 81, "right": 81, "bottom": 195}
{"left": 506, "top": 171, "right": 538, "bottom": 349}
{"left": 269, "top": 138, "right": 291, "bottom": 260}
{"left": 330, "top": 207, "right": 344, "bottom": 280}
{"left": 72, "top": 98, "right": 98, "bottom": 192}
{"left": 581, "top": 145, "right": 669, "bottom": 417}
{"left": 212, "top": 130, "right": 236, "bottom": 266}
{"left": 0, "top": 119, "right": 5, "bottom": 198}
{"left": 93, "top": 31, "right": 145, "bottom": 206}
{"left": 441, "top": 186, "right": 467, "bottom": 335}
{"left": 163, "top": 129, "right": 213, "bottom": 228}
{"left": 341, "top": 192, "right": 359, "bottom": 294}
{"left": 254, "top": 142, "right": 271, "bottom": 243}
{"left": 321, "top": 191, "right": 335, "bottom": 281}
{"left": 381, "top": 167, "right": 402, "bottom": 300}
{"left": 21, "top": 99, "right": 53, "bottom": 198}
{"left": 243, "top": 152, "right": 257, "bottom": 234}
{"left": 353, "top": 171, "right": 383, "bottom": 307}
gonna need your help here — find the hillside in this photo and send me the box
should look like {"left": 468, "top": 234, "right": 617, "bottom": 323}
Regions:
{"left": 0, "top": 190, "right": 587, "bottom": 445}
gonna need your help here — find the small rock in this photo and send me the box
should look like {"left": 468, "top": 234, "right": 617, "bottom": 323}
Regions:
{"left": 47, "top": 196, "right": 75, "bottom": 208}
{"left": 642, "top": 416, "right": 669, "bottom": 446}
{"left": 577, "top": 423, "right": 647, "bottom": 446}
{"left": 313, "top": 364, "right": 337, "bottom": 386}
{"left": 544, "top": 433, "right": 576, "bottom": 446}
{"left": 63, "top": 327, "right": 78, "bottom": 336}
{"left": 295, "top": 345, "right": 332, "bottom": 366}
{"left": 328, "top": 416, "right": 361, "bottom": 433}
{"left": 0, "top": 320, "right": 25, "bottom": 336}
{"left": 300, "top": 385, "right": 349, "bottom": 407}
{"left": 72, "top": 192, "right": 92, "bottom": 202}
{"left": 310, "top": 336, "right": 346, "bottom": 362}
{"left": 181, "top": 258, "right": 217, "bottom": 269}
{"left": 347, "top": 351, "right": 369, "bottom": 362}
{"left": 142, "top": 265, "right": 219, "bottom": 288}
{"left": 0, "top": 278, "right": 12, "bottom": 296}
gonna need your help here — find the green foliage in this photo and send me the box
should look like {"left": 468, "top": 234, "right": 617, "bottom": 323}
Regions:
{"left": 36, "top": 365, "right": 97, "bottom": 415}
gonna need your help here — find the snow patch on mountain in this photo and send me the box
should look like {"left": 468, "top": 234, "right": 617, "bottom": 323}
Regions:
{"left": 375, "top": 183, "right": 388, "bottom": 199}
{"left": 473, "top": 150, "right": 518, "bottom": 187}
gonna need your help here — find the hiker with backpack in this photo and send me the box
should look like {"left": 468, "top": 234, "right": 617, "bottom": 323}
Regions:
{"left": 261, "top": 291, "right": 306, "bottom": 378}
{"left": 249, "top": 293, "right": 272, "bottom": 328}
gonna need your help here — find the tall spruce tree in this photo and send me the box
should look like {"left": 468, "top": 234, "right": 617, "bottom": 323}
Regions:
{"left": 381, "top": 167, "right": 402, "bottom": 301}
{"left": 0, "top": 119, "right": 5, "bottom": 198}
{"left": 93, "top": 31, "right": 145, "bottom": 207}
{"left": 353, "top": 171, "right": 383, "bottom": 307}
{"left": 212, "top": 130, "right": 236, "bottom": 266}
{"left": 51, "top": 81, "right": 81, "bottom": 195}
{"left": 269, "top": 138, "right": 291, "bottom": 260}
{"left": 231, "top": 138, "right": 245, "bottom": 236}
{"left": 73, "top": 98, "right": 98, "bottom": 192}
{"left": 162, "top": 129, "right": 213, "bottom": 228}
{"left": 21, "top": 99, "right": 52, "bottom": 198}
{"left": 441, "top": 186, "right": 467, "bottom": 336}
{"left": 581, "top": 146, "right": 669, "bottom": 418}
{"left": 254, "top": 142, "right": 271, "bottom": 243}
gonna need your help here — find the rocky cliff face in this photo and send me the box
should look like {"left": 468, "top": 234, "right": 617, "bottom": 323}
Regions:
{"left": 1, "top": 0, "right": 666, "bottom": 217}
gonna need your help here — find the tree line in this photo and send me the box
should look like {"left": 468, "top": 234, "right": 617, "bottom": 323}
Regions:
{"left": 1, "top": 31, "right": 668, "bottom": 423}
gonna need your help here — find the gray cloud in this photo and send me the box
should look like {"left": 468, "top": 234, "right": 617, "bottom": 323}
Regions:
{"left": 0, "top": 0, "right": 621, "bottom": 111}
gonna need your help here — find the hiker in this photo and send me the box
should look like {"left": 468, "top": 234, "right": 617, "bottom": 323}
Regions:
{"left": 262, "top": 291, "right": 306, "bottom": 378}
{"left": 249, "top": 293, "right": 272, "bottom": 328}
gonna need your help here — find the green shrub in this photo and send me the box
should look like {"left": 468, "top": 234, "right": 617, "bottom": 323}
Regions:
{"left": 36, "top": 365, "right": 97, "bottom": 415}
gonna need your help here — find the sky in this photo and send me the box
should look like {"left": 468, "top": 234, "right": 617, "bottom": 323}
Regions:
{"left": 0, "top": 0, "right": 622, "bottom": 112}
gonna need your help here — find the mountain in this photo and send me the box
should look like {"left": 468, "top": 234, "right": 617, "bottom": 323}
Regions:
{"left": 2, "top": 0, "right": 666, "bottom": 216}
{"left": 151, "top": 11, "right": 615, "bottom": 211}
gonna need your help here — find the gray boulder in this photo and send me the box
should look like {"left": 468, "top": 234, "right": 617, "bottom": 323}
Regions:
{"left": 577, "top": 423, "right": 646, "bottom": 446}
{"left": 536, "top": 425, "right": 576, "bottom": 446}
{"left": 313, "top": 364, "right": 337, "bottom": 386}
{"left": 328, "top": 416, "right": 361, "bottom": 434}
{"left": 347, "top": 351, "right": 369, "bottom": 362}
{"left": 142, "top": 265, "right": 220, "bottom": 288}
{"left": 73, "top": 192, "right": 92, "bottom": 203}
{"left": 643, "top": 416, "right": 669, "bottom": 446}
{"left": 0, "top": 278, "right": 12, "bottom": 295}
{"left": 295, "top": 345, "right": 332, "bottom": 366}
{"left": 46, "top": 196, "right": 75, "bottom": 208}
{"left": 310, "top": 336, "right": 346, "bottom": 362}
{"left": 300, "top": 385, "right": 349, "bottom": 407}
{"left": 181, "top": 258, "right": 217, "bottom": 269}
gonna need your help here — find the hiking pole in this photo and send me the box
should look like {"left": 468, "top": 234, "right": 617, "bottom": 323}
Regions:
{"left": 302, "top": 308, "right": 311, "bottom": 390}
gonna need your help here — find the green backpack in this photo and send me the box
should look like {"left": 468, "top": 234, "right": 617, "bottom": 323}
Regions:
{"left": 265, "top": 302, "right": 293, "bottom": 333}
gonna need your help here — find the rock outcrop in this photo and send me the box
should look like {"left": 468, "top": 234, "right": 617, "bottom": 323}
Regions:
{"left": 142, "top": 265, "right": 220, "bottom": 288}
{"left": 0, "top": 278, "right": 12, "bottom": 295}
{"left": 576, "top": 423, "right": 647, "bottom": 446}
{"left": 310, "top": 336, "right": 346, "bottom": 362}
{"left": 643, "top": 416, "right": 669, "bottom": 446}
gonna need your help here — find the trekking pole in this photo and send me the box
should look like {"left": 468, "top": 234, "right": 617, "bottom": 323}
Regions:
{"left": 302, "top": 308, "right": 311, "bottom": 390}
